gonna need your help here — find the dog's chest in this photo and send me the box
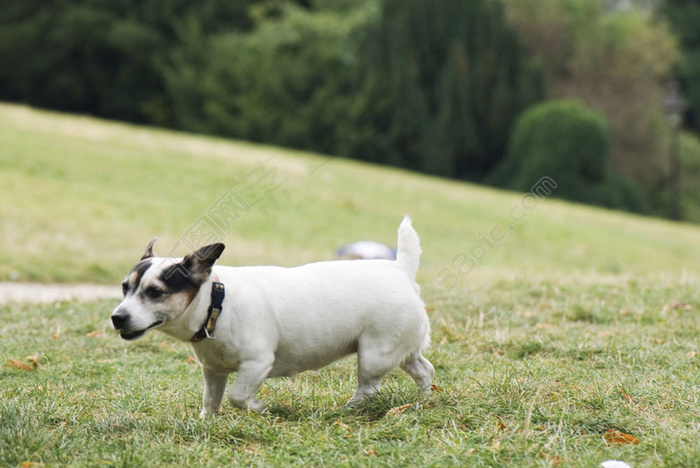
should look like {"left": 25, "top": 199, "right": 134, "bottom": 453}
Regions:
{"left": 192, "top": 341, "right": 240, "bottom": 372}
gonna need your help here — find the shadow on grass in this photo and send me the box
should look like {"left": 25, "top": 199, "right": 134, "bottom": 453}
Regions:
{"left": 265, "top": 384, "right": 432, "bottom": 423}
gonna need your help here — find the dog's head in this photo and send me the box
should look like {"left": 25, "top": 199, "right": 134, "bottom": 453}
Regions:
{"left": 110, "top": 239, "right": 225, "bottom": 340}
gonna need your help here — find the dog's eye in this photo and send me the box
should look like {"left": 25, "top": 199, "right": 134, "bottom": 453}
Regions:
{"left": 122, "top": 281, "right": 130, "bottom": 296}
{"left": 144, "top": 286, "right": 165, "bottom": 300}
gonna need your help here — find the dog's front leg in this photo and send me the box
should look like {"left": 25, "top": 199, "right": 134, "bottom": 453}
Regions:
{"left": 200, "top": 367, "right": 229, "bottom": 418}
{"left": 228, "top": 356, "right": 274, "bottom": 412}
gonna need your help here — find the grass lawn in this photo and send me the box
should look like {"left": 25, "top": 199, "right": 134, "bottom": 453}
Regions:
{"left": 1, "top": 103, "right": 699, "bottom": 284}
{"left": 2, "top": 275, "right": 698, "bottom": 467}
{"left": 1, "top": 103, "right": 699, "bottom": 466}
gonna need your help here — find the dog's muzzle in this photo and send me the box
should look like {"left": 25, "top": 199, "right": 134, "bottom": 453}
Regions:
{"left": 111, "top": 308, "right": 163, "bottom": 341}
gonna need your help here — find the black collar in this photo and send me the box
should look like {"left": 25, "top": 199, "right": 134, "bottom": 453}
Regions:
{"left": 190, "top": 280, "right": 225, "bottom": 343}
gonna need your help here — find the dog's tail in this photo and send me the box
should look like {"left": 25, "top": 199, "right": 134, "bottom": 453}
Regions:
{"left": 396, "top": 215, "right": 421, "bottom": 279}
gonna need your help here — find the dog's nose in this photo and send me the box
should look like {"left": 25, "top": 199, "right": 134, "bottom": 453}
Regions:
{"left": 111, "top": 309, "right": 129, "bottom": 329}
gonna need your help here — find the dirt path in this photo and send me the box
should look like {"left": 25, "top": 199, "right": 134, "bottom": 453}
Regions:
{"left": 0, "top": 282, "right": 122, "bottom": 304}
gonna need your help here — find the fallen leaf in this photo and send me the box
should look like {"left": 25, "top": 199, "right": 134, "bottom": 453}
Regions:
{"left": 386, "top": 403, "right": 416, "bottom": 416}
{"left": 599, "top": 331, "right": 613, "bottom": 338}
{"left": 496, "top": 418, "right": 507, "bottom": 431}
{"left": 619, "top": 308, "right": 633, "bottom": 316}
{"left": 687, "top": 351, "right": 697, "bottom": 359}
{"left": 491, "top": 438, "right": 501, "bottom": 451}
{"left": 186, "top": 356, "right": 198, "bottom": 364}
{"left": 535, "top": 323, "right": 555, "bottom": 329}
{"left": 85, "top": 330, "right": 102, "bottom": 337}
{"left": 440, "top": 337, "right": 448, "bottom": 345}
{"left": 539, "top": 453, "right": 563, "bottom": 466}
{"left": 604, "top": 429, "right": 639, "bottom": 445}
{"left": 654, "top": 339, "right": 665, "bottom": 345}
{"left": 364, "top": 448, "right": 378, "bottom": 456}
{"left": 26, "top": 355, "right": 40, "bottom": 368}
{"left": 425, "top": 306, "right": 436, "bottom": 313}
{"left": 20, "top": 462, "right": 44, "bottom": 468}
{"left": 663, "top": 302, "right": 693, "bottom": 313}
{"left": 7, "top": 359, "right": 32, "bottom": 372}
{"left": 618, "top": 387, "right": 633, "bottom": 404}
{"left": 52, "top": 332, "right": 61, "bottom": 340}
{"left": 430, "top": 384, "right": 444, "bottom": 392}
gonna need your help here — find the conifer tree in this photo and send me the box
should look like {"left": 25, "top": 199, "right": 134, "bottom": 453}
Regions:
{"left": 659, "top": 0, "right": 700, "bottom": 130}
{"left": 352, "top": 0, "right": 544, "bottom": 179}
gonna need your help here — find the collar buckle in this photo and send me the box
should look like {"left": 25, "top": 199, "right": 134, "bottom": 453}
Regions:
{"left": 191, "top": 280, "right": 225, "bottom": 343}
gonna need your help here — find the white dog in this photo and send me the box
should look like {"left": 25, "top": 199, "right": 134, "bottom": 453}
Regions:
{"left": 111, "top": 216, "right": 434, "bottom": 416}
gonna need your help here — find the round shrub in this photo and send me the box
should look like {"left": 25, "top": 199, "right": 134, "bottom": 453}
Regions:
{"left": 491, "top": 99, "right": 649, "bottom": 213}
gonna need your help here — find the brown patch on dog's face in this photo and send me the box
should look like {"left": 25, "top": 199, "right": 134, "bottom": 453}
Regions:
{"left": 136, "top": 276, "right": 197, "bottom": 322}
{"left": 156, "top": 243, "right": 226, "bottom": 307}
{"left": 122, "top": 259, "right": 154, "bottom": 297}
{"left": 159, "top": 261, "right": 200, "bottom": 308}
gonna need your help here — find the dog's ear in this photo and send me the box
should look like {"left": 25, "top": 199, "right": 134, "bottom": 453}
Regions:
{"left": 181, "top": 243, "right": 226, "bottom": 285}
{"left": 141, "top": 238, "right": 157, "bottom": 260}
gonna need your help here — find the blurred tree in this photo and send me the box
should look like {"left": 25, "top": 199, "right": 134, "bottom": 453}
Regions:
{"left": 348, "top": 0, "right": 544, "bottom": 179}
{"left": 502, "top": 0, "right": 679, "bottom": 188}
{"left": 678, "top": 131, "right": 700, "bottom": 222}
{"left": 658, "top": 0, "right": 700, "bottom": 131}
{"left": 603, "top": 0, "right": 661, "bottom": 12}
{"left": 161, "top": 1, "right": 376, "bottom": 153}
{"left": 0, "top": 0, "right": 259, "bottom": 125}
{"left": 491, "top": 99, "right": 649, "bottom": 213}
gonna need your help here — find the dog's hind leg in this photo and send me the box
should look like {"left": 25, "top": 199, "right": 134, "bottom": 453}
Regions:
{"left": 228, "top": 355, "right": 274, "bottom": 412}
{"left": 346, "top": 340, "right": 401, "bottom": 406}
{"left": 200, "top": 368, "right": 229, "bottom": 418}
{"left": 400, "top": 351, "right": 434, "bottom": 395}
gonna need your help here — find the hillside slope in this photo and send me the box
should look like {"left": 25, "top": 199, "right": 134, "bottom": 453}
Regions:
{"left": 1, "top": 103, "right": 698, "bottom": 285}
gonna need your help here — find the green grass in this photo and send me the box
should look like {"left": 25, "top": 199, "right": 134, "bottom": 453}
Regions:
{"left": 1, "top": 103, "right": 700, "bottom": 466}
{"left": 1, "top": 275, "right": 698, "bottom": 466}
{"left": 1, "top": 102, "right": 699, "bottom": 284}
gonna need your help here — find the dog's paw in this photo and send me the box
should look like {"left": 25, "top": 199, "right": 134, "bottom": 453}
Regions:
{"left": 246, "top": 398, "right": 266, "bottom": 413}
{"left": 231, "top": 397, "right": 266, "bottom": 413}
{"left": 200, "top": 404, "right": 224, "bottom": 418}
{"left": 344, "top": 395, "right": 369, "bottom": 408}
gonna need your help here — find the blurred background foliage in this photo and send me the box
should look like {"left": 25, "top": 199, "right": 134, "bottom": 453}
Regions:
{"left": 1, "top": 0, "right": 699, "bottom": 221}
{"left": 490, "top": 99, "right": 650, "bottom": 213}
